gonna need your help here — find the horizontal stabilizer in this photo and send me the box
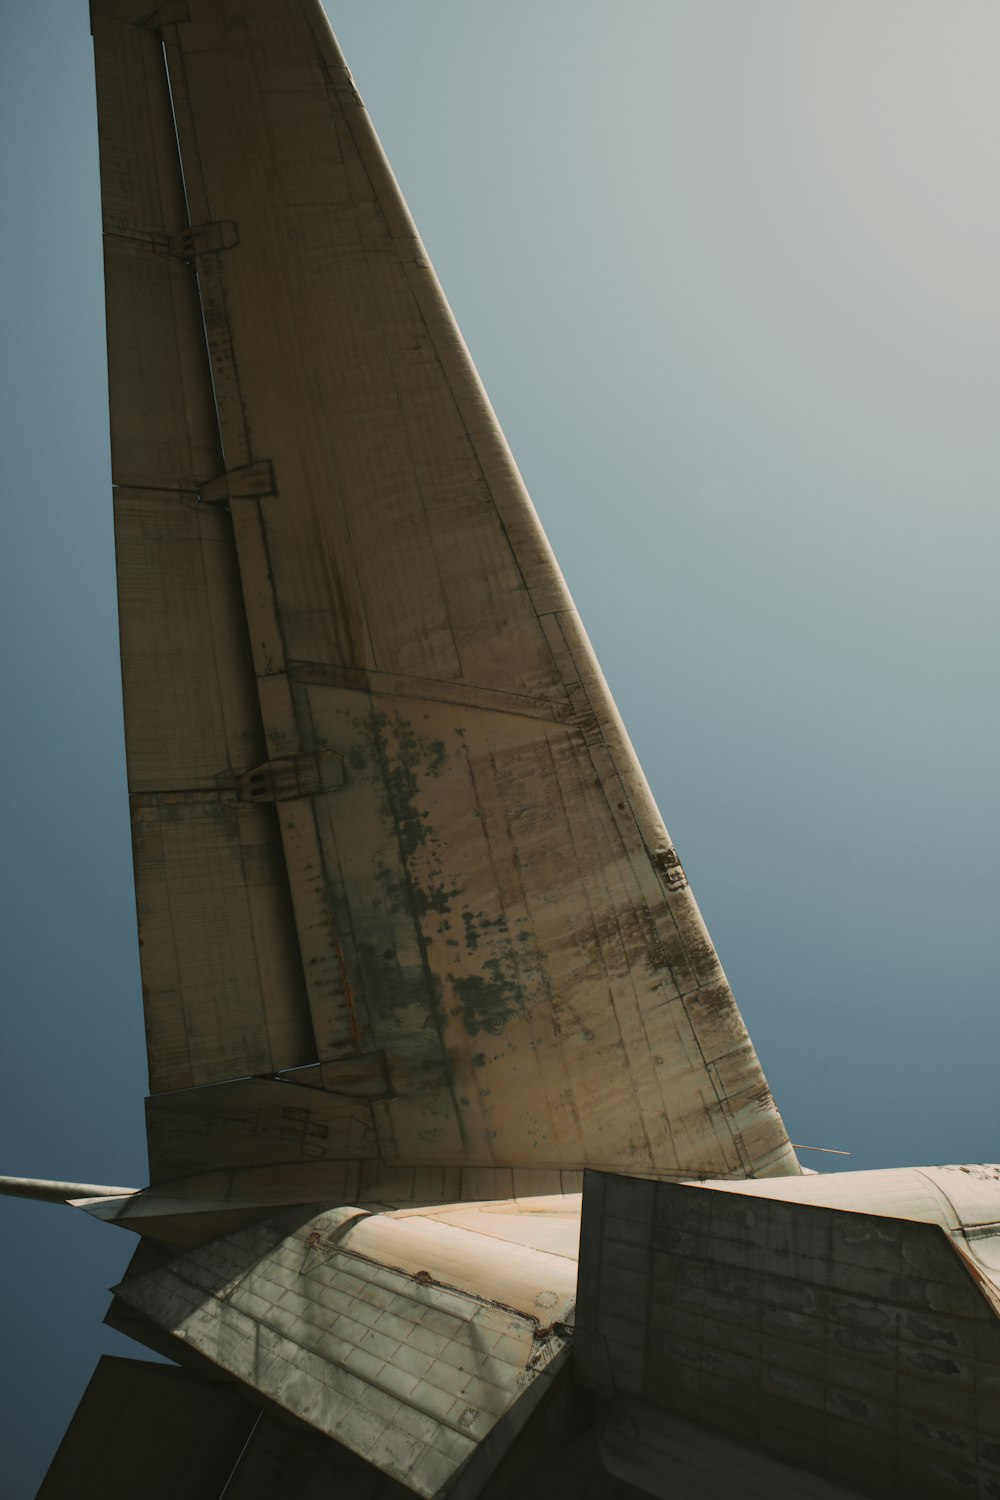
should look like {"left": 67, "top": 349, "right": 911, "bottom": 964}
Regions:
{"left": 113, "top": 1196, "right": 580, "bottom": 1497}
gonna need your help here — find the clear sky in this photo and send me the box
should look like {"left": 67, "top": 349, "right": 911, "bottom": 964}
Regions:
{"left": 2, "top": 2, "right": 999, "bottom": 1493}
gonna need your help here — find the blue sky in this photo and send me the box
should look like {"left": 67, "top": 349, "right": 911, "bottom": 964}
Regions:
{"left": 2, "top": 2, "right": 999, "bottom": 1492}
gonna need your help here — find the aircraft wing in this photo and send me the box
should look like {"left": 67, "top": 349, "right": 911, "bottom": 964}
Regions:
{"left": 94, "top": 0, "right": 797, "bottom": 1192}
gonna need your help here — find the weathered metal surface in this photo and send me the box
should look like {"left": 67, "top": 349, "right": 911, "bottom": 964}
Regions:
{"left": 693, "top": 1162, "right": 1000, "bottom": 1308}
{"left": 91, "top": 0, "right": 797, "bottom": 1184}
{"left": 36, "top": 1349, "right": 628, "bottom": 1500}
{"left": 114, "top": 1197, "right": 577, "bottom": 1498}
{"left": 145, "top": 1076, "right": 379, "bottom": 1181}
{"left": 575, "top": 1169, "right": 1000, "bottom": 1500}
{"left": 96, "top": 0, "right": 315, "bottom": 1091}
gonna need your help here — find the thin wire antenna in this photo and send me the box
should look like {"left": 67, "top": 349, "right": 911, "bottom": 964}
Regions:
{"left": 216, "top": 1411, "right": 263, "bottom": 1499}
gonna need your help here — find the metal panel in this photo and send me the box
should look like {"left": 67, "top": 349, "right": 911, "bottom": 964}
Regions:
{"left": 37, "top": 1355, "right": 259, "bottom": 1499}
{"left": 575, "top": 1169, "right": 1000, "bottom": 1500}
{"left": 91, "top": 0, "right": 798, "bottom": 1178}
{"left": 94, "top": 8, "right": 317, "bottom": 1094}
{"left": 114, "top": 1201, "right": 574, "bottom": 1499}
{"left": 131, "top": 791, "right": 313, "bottom": 1088}
{"left": 92, "top": 14, "right": 220, "bottom": 488}
{"left": 146, "top": 1076, "right": 378, "bottom": 1180}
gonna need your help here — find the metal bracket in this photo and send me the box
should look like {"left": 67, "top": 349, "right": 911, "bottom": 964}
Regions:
{"left": 653, "top": 847, "right": 688, "bottom": 892}
{"left": 235, "top": 751, "right": 346, "bottom": 804}
{"left": 167, "top": 219, "right": 239, "bottom": 260}
{"left": 200, "top": 460, "right": 276, "bottom": 506}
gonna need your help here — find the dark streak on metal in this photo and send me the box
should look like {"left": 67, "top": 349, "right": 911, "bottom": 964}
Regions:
{"left": 363, "top": 705, "right": 470, "bottom": 1148}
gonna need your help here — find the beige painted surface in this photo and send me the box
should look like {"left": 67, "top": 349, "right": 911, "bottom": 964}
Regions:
{"left": 693, "top": 1162, "right": 1000, "bottom": 1311}
{"left": 92, "top": 0, "right": 798, "bottom": 1184}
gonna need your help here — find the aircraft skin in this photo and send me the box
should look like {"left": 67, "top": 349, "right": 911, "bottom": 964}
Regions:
{"left": 5, "top": 3, "right": 1000, "bottom": 1497}
{"left": 87, "top": 0, "right": 798, "bottom": 1194}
